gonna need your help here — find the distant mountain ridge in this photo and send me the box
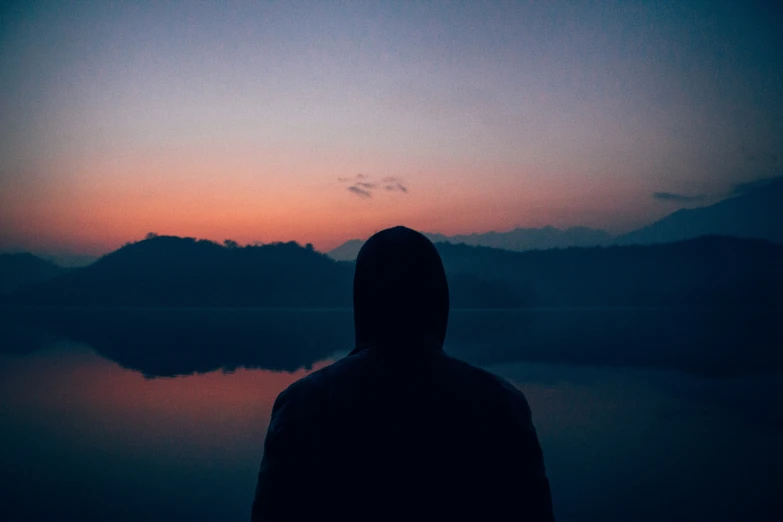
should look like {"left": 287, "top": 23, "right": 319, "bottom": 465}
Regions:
{"left": 327, "top": 239, "right": 365, "bottom": 262}
{"left": 4, "top": 177, "right": 782, "bottom": 307}
{"left": 428, "top": 226, "right": 613, "bottom": 251}
{"left": 328, "top": 226, "right": 612, "bottom": 261}
{"left": 328, "top": 176, "right": 783, "bottom": 259}
{"left": 7, "top": 234, "right": 782, "bottom": 308}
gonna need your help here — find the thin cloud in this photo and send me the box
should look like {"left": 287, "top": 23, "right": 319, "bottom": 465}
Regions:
{"left": 653, "top": 192, "right": 705, "bottom": 202}
{"left": 379, "top": 176, "right": 409, "bottom": 193}
{"left": 338, "top": 173, "right": 408, "bottom": 198}
{"left": 347, "top": 185, "right": 372, "bottom": 198}
{"left": 384, "top": 182, "right": 408, "bottom": 193}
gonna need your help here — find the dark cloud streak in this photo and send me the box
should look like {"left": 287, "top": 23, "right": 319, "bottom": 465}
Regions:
{"left": 339, "top": 173, "right": 408, "bottom": 199}
{"left": 653, "top": 192, "right": 705, "bottom": 203}
{"left": 384, "top": 183, "right": 408, "bottom": 193}
{"left": 347, "top": 185, "right": 372, "bottom": 198}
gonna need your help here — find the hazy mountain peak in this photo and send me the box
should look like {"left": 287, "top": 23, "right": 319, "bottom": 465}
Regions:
{"left": 618, "top": 175, "right": 783, "bottom": 245}
{"left": 327, "top": 226, "right": 612, "bottom": 261}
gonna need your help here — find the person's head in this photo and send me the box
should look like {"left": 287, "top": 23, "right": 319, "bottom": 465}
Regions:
{"left": 353, "top": 226, "right": 449, "bottom": 351}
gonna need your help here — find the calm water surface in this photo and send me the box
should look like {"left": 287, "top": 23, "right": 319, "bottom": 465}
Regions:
{"left": 0, "top": 308, "right": 781, "bottom": 521}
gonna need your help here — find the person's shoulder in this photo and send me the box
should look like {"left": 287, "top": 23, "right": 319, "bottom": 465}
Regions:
{"left": 274, "top": 350, "right": 370, "bottom": 404}
{"left": 440, "top": 353, "right": 532, "bottom": 413}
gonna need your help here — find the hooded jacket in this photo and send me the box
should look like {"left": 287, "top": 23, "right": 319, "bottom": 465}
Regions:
{"left": 252, "top": 226, "right": 554, "bottom": 521}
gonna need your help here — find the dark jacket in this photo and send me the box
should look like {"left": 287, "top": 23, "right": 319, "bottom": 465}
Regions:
{"left": 252, "top": 227, "right": 553, "bottom": 521}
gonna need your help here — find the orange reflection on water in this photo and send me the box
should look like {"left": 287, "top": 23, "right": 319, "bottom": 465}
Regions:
{"left": 0, "top": 344, "right": 332, "bottom": 463}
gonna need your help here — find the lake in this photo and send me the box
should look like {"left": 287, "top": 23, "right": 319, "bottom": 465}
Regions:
{"left": 0, "top": 307, "right": 781, "bottom": 521}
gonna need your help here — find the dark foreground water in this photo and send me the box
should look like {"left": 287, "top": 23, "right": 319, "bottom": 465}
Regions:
{"left": 0, "top": 307, "right": 781, "bottom": 521}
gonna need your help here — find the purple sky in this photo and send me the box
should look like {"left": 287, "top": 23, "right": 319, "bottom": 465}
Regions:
{"left": 1, "top": 0, "right": 781, "bottom": 257}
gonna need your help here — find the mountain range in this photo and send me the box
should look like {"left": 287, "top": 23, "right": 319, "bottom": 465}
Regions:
{"left": 2, "top": 175, "right": 781, "bottom": 308}
{"left": 328, "top": 226, "right": 613, "bottom": 261}
{"left": 5, "top": 234, "right": 782, "bottom": 308}
{"left": 329, "top": 176, "right": 783, "bottom": 260}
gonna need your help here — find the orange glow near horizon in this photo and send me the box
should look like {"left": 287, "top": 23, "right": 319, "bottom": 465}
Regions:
{"left": 2, "top": 1, "right": 780, "bottom": 259}
{"left": 0, "top": 148, "right": 651, "bottom": 257}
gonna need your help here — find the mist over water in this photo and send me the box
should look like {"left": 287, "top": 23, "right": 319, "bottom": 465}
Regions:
{"left": 0, "top": 308, "right": 781, "bottom": 522}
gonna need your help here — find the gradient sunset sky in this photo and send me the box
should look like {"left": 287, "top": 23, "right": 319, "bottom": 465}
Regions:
{"left": 1, "top": 0, "right": 781, "bottom": 258}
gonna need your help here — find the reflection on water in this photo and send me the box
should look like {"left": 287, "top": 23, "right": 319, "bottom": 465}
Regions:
{"left": 2, "top": 307, "right": 782, "bottom": 378}
{"left": 0, "top": 344, "right": 316, "bottom": 522}
{"left": 0, "top": 309, "right": 782, "bottom": 521}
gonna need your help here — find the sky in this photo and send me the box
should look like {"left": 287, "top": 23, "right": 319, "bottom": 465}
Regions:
{"left": 1, "top": 0, "right": 781, "bottom": 258}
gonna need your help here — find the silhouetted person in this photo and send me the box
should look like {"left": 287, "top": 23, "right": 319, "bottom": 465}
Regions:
{"left": 252, "top": 226, "right": 554, "bottom": 521}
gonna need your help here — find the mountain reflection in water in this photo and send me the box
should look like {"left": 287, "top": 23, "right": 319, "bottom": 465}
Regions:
{"left": 2, "top": 307, "right": 781, "bottom": 378}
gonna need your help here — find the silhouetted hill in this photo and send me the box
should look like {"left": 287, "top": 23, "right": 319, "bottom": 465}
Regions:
{"left": 0, "top": 253, "right": 67, "bottom": 294}
{"left": 328, "top": 226, "right": 612, "bottom": 260}
{"left": 618, "top": 176, "right": 783, "bottom": 245}
{"left": 14, "top": 236, "right": 354, "bottom": 307}
{"left": 436, "top": 236, "right": 783, "bottom": 307}
{"left": 10, "top": 235, "right": 782, "bottom": 308}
